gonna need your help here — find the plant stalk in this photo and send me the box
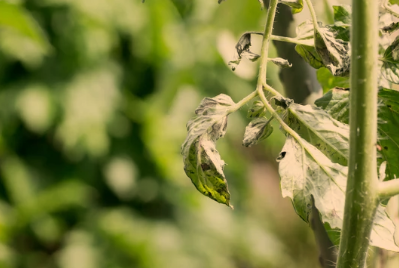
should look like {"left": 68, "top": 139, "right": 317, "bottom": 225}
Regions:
{"left": 336, "top": 0, "right": 379, "bottom": 267}
{"left": 379, "top": 180, "right": 399, "bottom": 200}
{"left": 256, "top": 0, "right": 279, "bottom": 89}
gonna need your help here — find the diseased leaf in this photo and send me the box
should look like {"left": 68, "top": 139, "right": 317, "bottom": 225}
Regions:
{"left": 314, "top": 87, "right": 399, "bottom": 181}
{"left": 314, "top": 25, "right": 350, "bottom": 76}
{"left": 181, "top": 94, "right": 235, "bottom": 207}
{"left": 295, "top": 45, "right": 324, "bottom": 69}
{"left": 242, "top": 118, "right": 273, "bottom": 147}
{"left": 330, "top": 22, "right": 350, "bottom": 42}
{"left": 269, "top": 57, "right": 292, "bottom": 68}
{"left": 273, "top": 96, "right": 293, "bottom": 109}
{"left": 278, "top": 135, "right": 399, "bottom": 251}
{"left": 228, "top": 32, "right": 260, "bottom": 71}
{"left": 382, "top": 22, "right": 399, "bottom": 34}
{"left": 316, "top": 67, "right": 350, "bottom": 93}
{"left": 286, "top": 103, "right": 349, "bottom": 165}
{"left": 247, "top": 100, "right": 266, "bottom": 119}
{"left": 279, "top": 0, "right": 303, "bottom": 14}
{"left": 295, "top": 20, "right": 314, "bottom": 40}
{"left": 381, "top": 36, "right": 399, "bottom": 84}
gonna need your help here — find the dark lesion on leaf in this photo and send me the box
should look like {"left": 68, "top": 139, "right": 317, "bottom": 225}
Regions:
{"left": 201, "top": 163, "right": 211, "bottom": 171}
{"left": 276, "top": 151, "right": 287, "bottom": 162}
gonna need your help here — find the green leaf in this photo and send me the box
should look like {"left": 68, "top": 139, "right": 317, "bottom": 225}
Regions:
{"left": 181, "top": 94, "right": 234, "bottom": 207}
{"left": 316, "top": 67, "right": 350, "bottom": 93}
{"left": 314, "top": 25, "right": 350, "bottom": 76}
{"left": 389, "top": 0, "right": 399, "bottom": 5}
{"left": 333, "top": 5, "right": 351, "bottom": 24}
{"left": 0, "top": 1, "right": 50, "bottom": 49}
{"left": 242, "top": 118, "right": 273, "bottom": 147}
{"left": 279, "top": 0, "right": 304, "bottom": 14}
{"left": 286, "top": 103, "right": 349, "bottom": 165}
{"left": 278, "top": 135, "right": 399, "bottom": 251}
{"left": 377, "top": 88, "right": 399, "bottom": 181}
{"left": 314, "top": 88, "right": 399, "bottom": 181}
{"left": 314, "top": 87, "right": 349, "bottom": 124}
{"left": 295, "top": 45, "right": 324, "bottom": 69}
{"left": 247, "top": 100, "right": 266, "bottom": 119}
{"left": 381, "top": 36, "right": 399, "bottom": 84}
{"left": 269, "top": 57, "right": 292, "bottom": 68}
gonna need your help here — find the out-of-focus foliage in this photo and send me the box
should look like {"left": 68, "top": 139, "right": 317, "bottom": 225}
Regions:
{"left": 0, "top": 0, "right": 319, "bottom": 267}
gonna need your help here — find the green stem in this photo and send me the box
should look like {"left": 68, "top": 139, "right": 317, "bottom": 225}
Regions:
{"left": 336, "top": 0, "right": 379, "bottom": 267}
{"left": 304, "top": 0, "right": 320, "bottom": 30}
{"left": 271, "top": 35, "right": 314, "bottom": 46}
{"left": 257, "top": 0, "right": 279, "bottom": 88}
{"left": 379, "top": 179, "right": 399, "bottom": 200}
{"left": 243, "top": 31, "right": 314, "bottom": 46}
{"left": 228, "top": 91, "right": 258, "bottom": 113}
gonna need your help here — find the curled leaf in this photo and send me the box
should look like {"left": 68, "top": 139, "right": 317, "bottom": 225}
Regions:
{"left": 273, "top": 96, "right": 293, "bottom": 109}
{"left": 228, "top": 32, "right": 260, "bottom": 71}
{"left": 269, "top": 57, "right": 292, "bottom": 68}
{"left": 314, "top": 25, "right": 351, "bottom": 76}
{"left": 279, "top": 0, "right": 303, "bottom": 14}
{"left": 247, "top": 100, "right": 266, "bottom": 119}
{"left": 181, "top": 94, "right": 235, "bottom": 207}
{"left": 242, "top": 118, "right": 273, "bottom": 147}
{"left": 382, "top": 22, "right": 399, "bottom": 34}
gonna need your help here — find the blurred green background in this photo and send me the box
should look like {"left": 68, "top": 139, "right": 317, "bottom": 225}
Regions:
{"left": 0, "top": 0, "right": 359, "bottom": 267}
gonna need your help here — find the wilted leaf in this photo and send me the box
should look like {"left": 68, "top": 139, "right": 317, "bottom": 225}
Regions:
{"left": 314, "top": 25, "right": 350, "bottom": 76}
{"left": 279, "top": 0, "right": 303, "bottom": 14}
{"left": 295, "top": 45, "right": 324, "bottom": 69}
{"left": 273, "top": 96, "right": 293, "bottom": 109}
{"left": 181, "top": 94, "right": 235, "bottom": 207}
{"left": 228, "top": 32, "right": 260, "bottom": 71}
{"left": 382, "top": 22, "right": 399, "bottom": 33}
{"left": 247, "top": 100, "right": 266, "bottom": 119}
{"left": 286, "top": 103, "right": 349, "bottom": 165}
{"left": 269, "top": 57, "right": 292, "bottom": 68}
{"left": 278, "top": 135, "right": 399, "bottom": 251}
{"left": 381, "top": 36, "right": 399, "bottom": 84}
{"left": 316, "top": 67, "right": 350, "bottom": 93}
{"left": 242, "top": 118, "right": 273, "bottom": 147}
{"left": 314, "top": 87, "right": 399, "bottom": 181}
